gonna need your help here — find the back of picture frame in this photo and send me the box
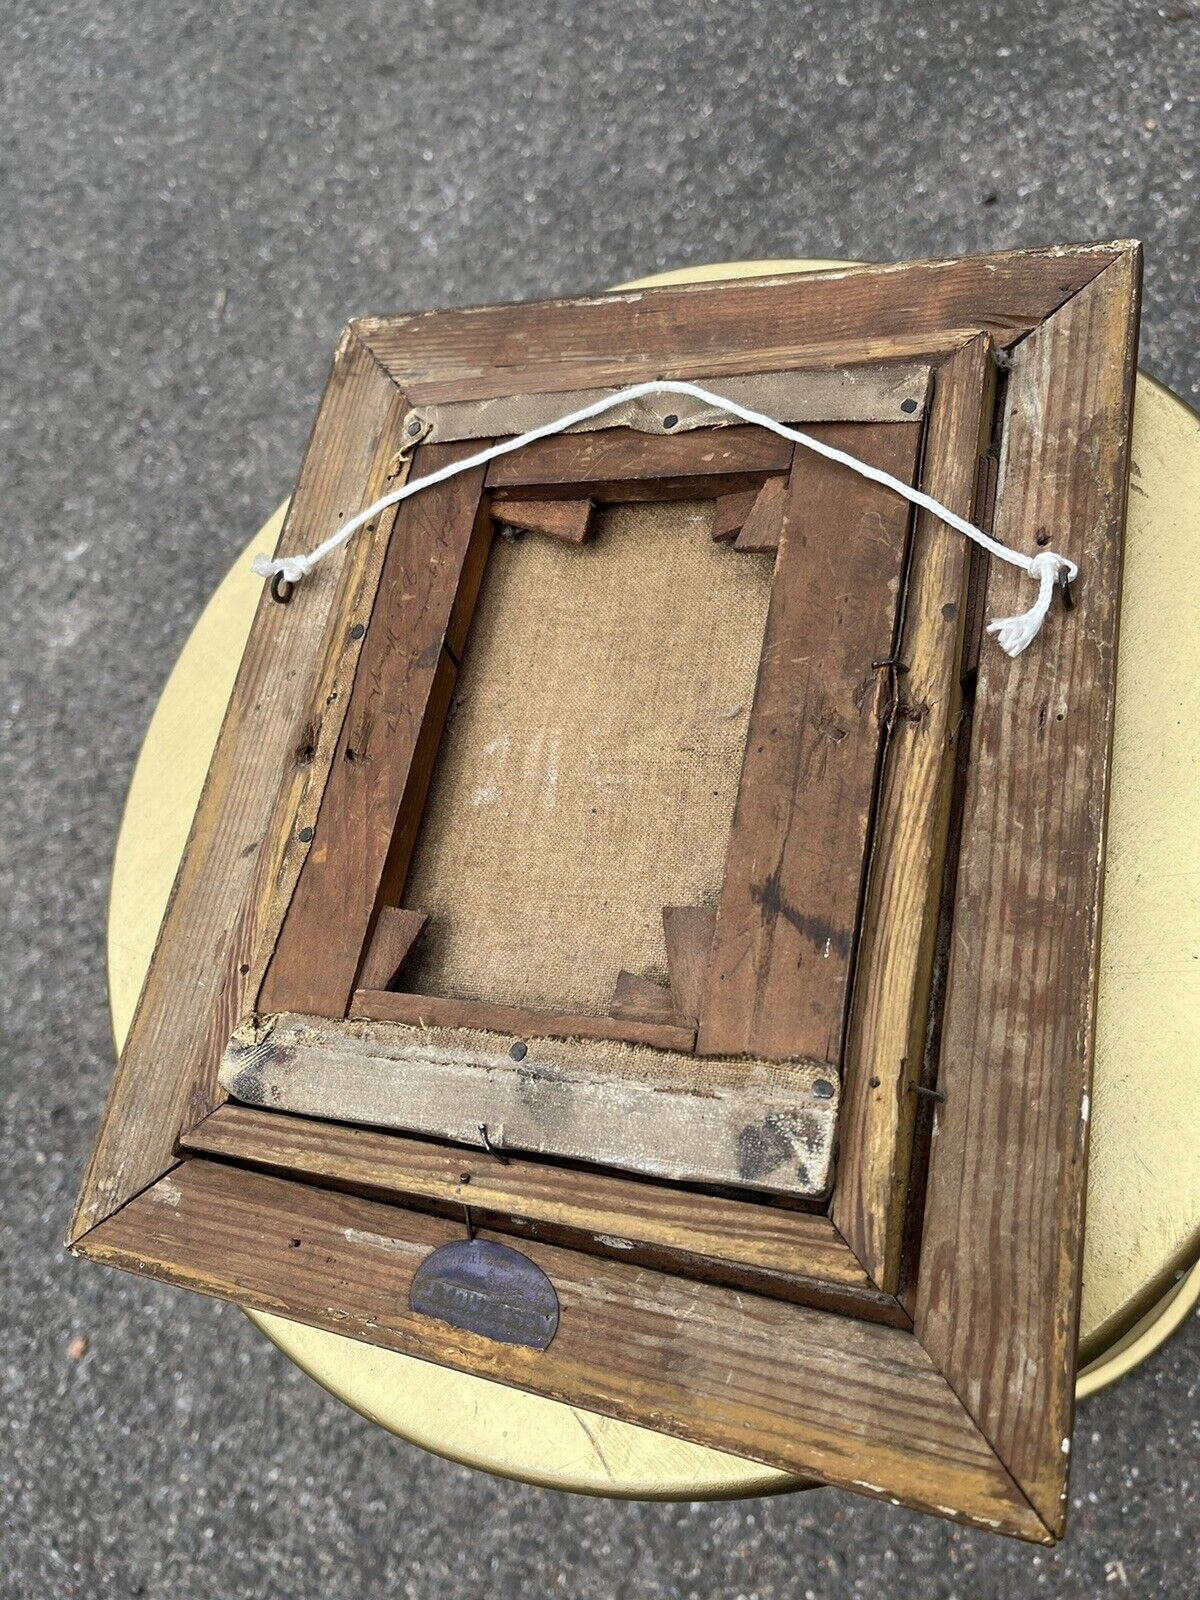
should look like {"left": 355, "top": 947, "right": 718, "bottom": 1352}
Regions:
{"left": 72, "top": 242, "right": 1141, "bottom": 1543}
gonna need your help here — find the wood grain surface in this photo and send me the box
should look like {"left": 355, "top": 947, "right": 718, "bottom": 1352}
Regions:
{"left": 915, "top": 249, "right": 1141, "bottom": 1535}
{"left": 833, "top": 333, "right": 998, "bottom": 1289}
{"left": 79, "top": 1158, "right": 1048, "bottom": 1540}
{"left": 698, "top": 423, "right": 923, "bottom": 1064}
{"left": 357, "top": 907, "right": 429, "bottom": 992}
{"left": 357, "top": 245, "right": 1122, "bottom": 403}
{"left": 491, "top": 496, "right": 596, "bottom": 542}
{"left": 259, "top": 442, "right": 493, "bottom": 1017}
{"left": 182, "top": 1103, "right": 868, "bottom": 1286}
{"left": 69, "top": 330, "right": 410, "bottom": 1243}
{"left": 484, "top": 424, "right": 792, "bottom": 500}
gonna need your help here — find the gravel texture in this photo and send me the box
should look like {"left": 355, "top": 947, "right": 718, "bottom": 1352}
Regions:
{"left": 2, "top": 2, "right": 1196, "bottom": 1594}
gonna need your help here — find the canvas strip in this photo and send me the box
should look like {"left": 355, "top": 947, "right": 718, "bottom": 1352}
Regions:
{"left": 412, "top": 363, "right": 932, "bottom": 441}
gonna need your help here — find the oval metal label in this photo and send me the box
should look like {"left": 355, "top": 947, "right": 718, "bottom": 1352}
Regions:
{"left": 410, "top": 1238, "right": 559, "bottom": 1350}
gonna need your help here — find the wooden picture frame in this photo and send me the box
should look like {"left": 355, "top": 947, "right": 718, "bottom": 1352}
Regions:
{"left": 71, "top": 242, "right": 1142, "bottom": 1543}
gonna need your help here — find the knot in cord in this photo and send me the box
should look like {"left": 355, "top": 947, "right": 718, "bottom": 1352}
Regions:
{"left": 986, "top": 549, "right": 1078, "bottom": 659}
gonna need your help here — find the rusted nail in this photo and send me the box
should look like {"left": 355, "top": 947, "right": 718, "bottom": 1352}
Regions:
{"left": 478, "top": 1122, "right": 510, "bottom": 1164}
{"left": 909, "top": 1082, "right": 947, "bottom": 1104}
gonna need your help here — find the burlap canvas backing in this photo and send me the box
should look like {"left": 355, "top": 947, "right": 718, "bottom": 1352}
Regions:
{"left": 402, "top": 501, "right": 773, "bottom": 1014}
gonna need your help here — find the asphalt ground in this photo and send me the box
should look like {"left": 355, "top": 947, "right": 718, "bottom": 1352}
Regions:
{"left": 2, "top": 3, "right": 1196, "bottom": 1594}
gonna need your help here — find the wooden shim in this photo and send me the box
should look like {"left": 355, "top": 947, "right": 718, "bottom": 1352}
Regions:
{"left": 69, "top": 330, "right": 409, "bottom": 1244}
{"left": 356, "top": 245, "right": 1123, "bottom": 404}
{"left": 182, "top": 1103, "right": 870, "bottom": 1285}
{"left": 358, "top": 908, "right": 428, "bottom": 992}
{"left": 833, "top": 333, "right": 997, "bottom": 1289}
{"left": 662, "top": 905, "right": 715, "bottom": 1022}
{"left": 733, "top": 475, "right": 788, "bottom": 553}
{"left": 411, "top": 363, "right": 933, "bottom": 441}
{"left": 219, "top": 1012, "right": 839, "bottom": 1197}
{"left": 77, "top": 1159, "right": 1048, "bottom": 1540}
{"left": 354, "top": 989, "right": 697, "bottom": 1055}
{"left": 698, "top": 423, "right": 923, "bottom": 1064}
{"left": 484, "top": 425, "right": 793, "bottom": 498}
{"left": 711, "top": 491, "right": 757, "bottom": 543}
{"left": 259, "top": 442, "right": 493, "bottom": 1018}
{"left": 915, "top": 250, "right": 1141, "bottom": 1535}
{"left": 609, "top": 971, "right": 684, "bottom": 1028}
{"left": 492, "top": 497, "right": 595, "bottom": 543}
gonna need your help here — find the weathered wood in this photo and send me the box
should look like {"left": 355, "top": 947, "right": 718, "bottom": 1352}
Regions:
{"left": 182, "top": 1102, "right": 870, "bottom": 1285}
{"left": 504, "top": 1220, "right": 909, "bottom": 1326}
{"left": 493, "top": 496, "right": 596, "bottom": 543}
{"left": 412, "top": 363, "right": 933, "bottom": 442}
{"left": 710, "top": 491, "right": 757, "bottom": 543}
{"left": 356, "top": 245, "right": 1123, "bottom": 404}
{"left": 76, "top": 1159, "right": 1049, "bottom": 1541}
{"left": 484, "top": 425, "right": 793, "bottom": 499}
{"left": 219, "top": 1012, "right": 839, "bottom": 1197}
{"left": 405, "top": 332, "right": 987, "bottom": 408}
{"left": 662, "top": 905, "right": 715, "bottom": 1022}
{"left": 370, "top": 652, "right": 459, "bottom": 914}
{"left": 733, "top": 475, "right": 788, "bottom": 553}
{"left": 916, "top": 248, "right": 1141, "bottom": 1536}
{"left": 698, "top": 423, "right": 924, "bottom": 1064}
{"left": 259, "top": 443, "right": 493, "bottom": 1019}
{"left": 358, "top": 907, "right": 428, "bottom": 992}
{"left": 69, "top": 330, "right": 410, "bottom": 1244}
{"left": 353, "top": 990, "right": 697, "bottom": 1055}
{"left": 72, "top": 246, "right": 1142, "bottom": 1543}
{"left": 609, "top": 971, "right": 684, "bottom": 1028}
{"left": 833, "top": 333, "right": 998, "bottom": 1289}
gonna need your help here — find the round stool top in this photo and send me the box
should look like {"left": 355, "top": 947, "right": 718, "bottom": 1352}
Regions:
{"left": 107, "top": 262, "right": 1200, "bottom": 1497}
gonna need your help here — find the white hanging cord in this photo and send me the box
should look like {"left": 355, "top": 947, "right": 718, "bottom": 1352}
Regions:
{"left": 253, "top": 379, "right": 1077, "bottom": 658}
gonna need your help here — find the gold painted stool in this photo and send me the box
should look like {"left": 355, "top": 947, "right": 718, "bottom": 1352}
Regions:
{"left": 108, "top": 262, "right": 1200, "bottom": 1498}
